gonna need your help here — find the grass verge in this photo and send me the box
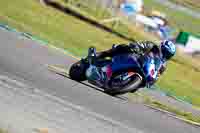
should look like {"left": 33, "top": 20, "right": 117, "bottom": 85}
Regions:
{"left": 0, "top": 0, "right": 130, "bottom": 56}
{"left": 148, "top": 101, "right": 200, "bottom": 124}
{"left": 157, "top": 52, "right": 200, "bottom": 107}
{"left": 169, "top": 0, "right": 200, "bottom": 12}
{"left": 49, "top": 0, "right": 158, "bottom": 42}
{"left": 0, "top": 0, "right": 200, "bottom": 107}
{"left": 143, "top": 0, "right": 200, "bottom": 107}
{"left": 0, "top": 129, "right": 8, "bottom": 133}
{"left": 129, "top": 92, "right": 200, "bottom": 124}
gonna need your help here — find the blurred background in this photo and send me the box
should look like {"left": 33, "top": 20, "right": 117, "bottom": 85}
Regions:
{"left": 60, "top": 0, "right": 200, "bottom": 56}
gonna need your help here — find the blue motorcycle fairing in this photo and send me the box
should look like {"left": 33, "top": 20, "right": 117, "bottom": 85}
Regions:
{"left": 110, "top": 54, "right": 141, "bottom": 72}
{"left": 142, "top": 55, "right": 163, "bottom": 85}
{"left": 86, "top": 52, "right": 165, "bottom": 88}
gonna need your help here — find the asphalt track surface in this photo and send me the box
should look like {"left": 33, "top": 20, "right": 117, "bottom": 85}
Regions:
{"left": 0, "top": 28, "right": 199, "bottom": 133}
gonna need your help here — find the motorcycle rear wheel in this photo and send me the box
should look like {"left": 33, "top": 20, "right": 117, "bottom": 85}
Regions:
{"left": 69, "top": 60, "right": 88, "bottom": 81}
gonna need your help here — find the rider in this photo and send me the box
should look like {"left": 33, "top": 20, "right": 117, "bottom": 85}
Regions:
{"left": 86, "top": 40, "right": 176, "bottom": 88}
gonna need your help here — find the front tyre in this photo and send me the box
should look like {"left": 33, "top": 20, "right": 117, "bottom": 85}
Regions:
{"left": 105, "top": 74, "right": 142, "bottom": 95}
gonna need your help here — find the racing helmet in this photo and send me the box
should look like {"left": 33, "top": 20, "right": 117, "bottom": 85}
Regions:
{"left": 160, "top": 40, "right": 176, "bottom": 60}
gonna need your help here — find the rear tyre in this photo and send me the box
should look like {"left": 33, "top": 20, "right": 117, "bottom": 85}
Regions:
{"left": 105, "top": 75, "right": 142, "bottom": 96}
{"left": 69, "top": 61, "right": 88, "bottom": 81}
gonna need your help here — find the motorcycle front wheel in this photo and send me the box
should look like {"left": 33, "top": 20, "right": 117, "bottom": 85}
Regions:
{"left": 105, "top": 74, "right": 143, "bottom": 95}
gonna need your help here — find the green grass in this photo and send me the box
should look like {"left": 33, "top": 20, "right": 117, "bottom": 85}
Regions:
{"left": 0, "top": 129, "right": 8, "bottom": 133}
{"left": 69, "top": 0, "right": 200, "bottom": 35}
{"left": 53, "top": 0, "right": 158, "bottom": 42}
{"left": 142, "top": 0, "right": 200, "bottom": 105}
{"left": 58, "top": 0, "right": 112, "bottom": 20}
{"left": 156, "top": 51, "right": 200, "bottom": 106}
{"left": 157, "top": 59, "right": 200, "bottom": 106}
{"left": 53, "top": 0, "right": 110, "bottom": 20}
{"left": 0, "top": 0, "right": 130, "bottom": 56}
{"left": 129, "top": 92, "right": 200, "bottom": 124}
{"left": 148, "top": 100, "right": 200, "bottom": 123}
{"left": 0, "top": 0, "right": 200, "bottom": 107}
{"left": 169, "top": 0, "right": 200, "bottom": 12}
{"left": 144, "top": 0, "right": 200, "bottom": 35}
{"left": 0, "top": 0, "right": 158, "bottom": 56}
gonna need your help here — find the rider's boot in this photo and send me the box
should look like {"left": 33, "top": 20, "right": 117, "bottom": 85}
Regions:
{"left": 86, "top": 47, "right": 113, "bottom": 88}
{"left": 86, "top": 47, "right": 103, "bottom": 86}
{"left": 88, "top": 46, "right": 96, "bottom": 65}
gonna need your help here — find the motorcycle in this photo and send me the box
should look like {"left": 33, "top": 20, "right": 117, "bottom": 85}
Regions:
{"left": 69, "top": 50, "right": 159, "bottom": 95}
